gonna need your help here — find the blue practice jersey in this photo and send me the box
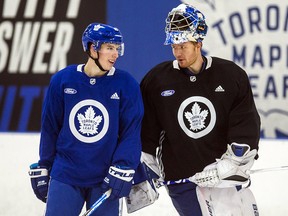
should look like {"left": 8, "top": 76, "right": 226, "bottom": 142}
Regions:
{"left": 39, "top": 64, "right": 144, "bottom": 187}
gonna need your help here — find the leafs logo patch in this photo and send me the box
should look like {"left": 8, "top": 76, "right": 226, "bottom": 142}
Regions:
{"left": 178, "top": 96, "right": 216, "bottom": 139}
{"left": 69, "top": 99, "right": 109, "bottom": 143}
{"left": 184, "top": 102, "right": 209, "bottom": 131}
{"left": 77, "top": 106, "right": 103, "bottom": 136}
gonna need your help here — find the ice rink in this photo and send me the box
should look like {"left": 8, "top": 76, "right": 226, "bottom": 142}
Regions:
{"left": 0, "top": 133, "right": 288, "bottom": 215}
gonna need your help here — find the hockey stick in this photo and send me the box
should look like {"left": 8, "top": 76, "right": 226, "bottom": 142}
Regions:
{"left": 82, "top": 189, "right": 112, "bottom": 216}
{"left": 160, "top": 166, "right": 288, "bottom": 186}
{"left": 249, "top": 165, "right": 288, "bottom": 174}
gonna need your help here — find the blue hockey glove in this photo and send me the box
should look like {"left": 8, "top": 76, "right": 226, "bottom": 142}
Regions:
{"left": 101, "top": 166, "right": 135, "bottom": 200}
{"left": 28, "top": 163, "right": 50, "bottom": 203}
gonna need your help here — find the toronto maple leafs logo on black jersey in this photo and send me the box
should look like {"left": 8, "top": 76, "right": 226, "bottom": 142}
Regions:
{"left": 184, "top": 102, "right": 209, "bottom": 131}
{"left": 178, "top": 96, "right": 216, "bottom": 139}
{"left": 69, "top": 99, "right": 109, "bottom": 143}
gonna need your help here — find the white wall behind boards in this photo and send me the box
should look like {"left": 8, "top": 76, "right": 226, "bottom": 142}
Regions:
{"left": 183, "top": 0, "right": 288, "bottom": 139}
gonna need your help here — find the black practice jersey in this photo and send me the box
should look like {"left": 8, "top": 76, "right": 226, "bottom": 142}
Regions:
{"left": 140, "top": 56, "right": 260, "bottom": 181}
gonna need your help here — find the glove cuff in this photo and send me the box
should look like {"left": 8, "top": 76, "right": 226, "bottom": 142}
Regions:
{"left": 29, "top": 163, "right": 49, "bottom": 178}
{"left": 108, "top": 166, "right": 135, "bottom": 182}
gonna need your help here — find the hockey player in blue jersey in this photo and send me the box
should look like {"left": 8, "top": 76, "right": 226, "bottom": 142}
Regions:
{"left": 28, "top": 23, "right": 144, "bottom": 215}
{"left": 140, "top": 3, "right": 261, "bottom": 216}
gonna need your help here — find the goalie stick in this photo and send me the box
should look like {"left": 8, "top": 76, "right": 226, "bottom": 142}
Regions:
{"left": 249, "top": 165, "right": 288, "bottom": 174}
{"left": 161, "top": 165, "right": 288, "bottom": 186}
{"left": 81, "top": 189, "right": 111, "bottom": 216}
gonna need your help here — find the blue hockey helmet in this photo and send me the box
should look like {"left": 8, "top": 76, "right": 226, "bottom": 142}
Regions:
{"left": 82, "top": 23, "right": 124, "bottom": 56}
{"left": 164, "top": 3, "right": 208, "bottom": 45}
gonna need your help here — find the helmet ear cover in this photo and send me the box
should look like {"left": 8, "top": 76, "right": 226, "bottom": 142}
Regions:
{"left": 85, "top": 42, "right": 95, "bottom": 54}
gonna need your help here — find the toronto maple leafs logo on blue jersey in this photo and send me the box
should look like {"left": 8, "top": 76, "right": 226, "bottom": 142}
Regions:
{"left": 178, "top": 96, "right": 216, "bottom": 139}
{"left": 69, "top": 99, "right": 109, "bottom": 143}
{"left": 77, "top": 106, "right": 103, "bottom": 136}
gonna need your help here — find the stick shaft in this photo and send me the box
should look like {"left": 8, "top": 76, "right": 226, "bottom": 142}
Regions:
{"left": 250, "top": 166, "right": 288, "bottom": 174}
{"left": 82, "top": 189, "right": 111, "bottom": 216}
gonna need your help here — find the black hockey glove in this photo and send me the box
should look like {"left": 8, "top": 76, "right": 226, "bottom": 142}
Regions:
{"left": 101, "top": 166, "right": 135, "bottom": 200}
{"left": 28, "top": 163, "right": 50, "bottom": 203}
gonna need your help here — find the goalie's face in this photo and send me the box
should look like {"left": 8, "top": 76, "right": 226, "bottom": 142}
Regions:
{"left": 171, "top": 41, "right": 202, "bottom": 69}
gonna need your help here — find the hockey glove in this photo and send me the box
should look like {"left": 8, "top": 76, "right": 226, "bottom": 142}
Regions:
{"left": 133, "top": 161, "right": 160, "bottom": 186}
{"left": 126, "top": 162, "right": 160, "bottom": 213}
{"left": 140, "top": 152, "right": 162, "bottom": 183}
{"left": 191, "top": 143, "right": 257, "bottom": 188}
{"left": 101, "top": 166, "right": 135, "bottom": 200}
{"left": 28, "top": 163, "right": 50, "bottom": 203}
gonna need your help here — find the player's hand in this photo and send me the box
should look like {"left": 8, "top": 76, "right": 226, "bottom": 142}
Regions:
{"left": 101, "top": 166, "right": 135, "bottom": 200}
{"left": 28, "top": 163, "right": 50, "bottom": 203}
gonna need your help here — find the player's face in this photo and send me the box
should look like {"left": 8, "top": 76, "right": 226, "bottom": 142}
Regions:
{"left": 98, "top": 43, "right": 120, "bottom": 70}
{"left": 171, "top": 42, "right": 201, "bottom": 68}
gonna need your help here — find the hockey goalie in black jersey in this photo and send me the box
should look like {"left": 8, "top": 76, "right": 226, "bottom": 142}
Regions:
{"left": 139, "top": 3, "right": 260, "bottom": 216}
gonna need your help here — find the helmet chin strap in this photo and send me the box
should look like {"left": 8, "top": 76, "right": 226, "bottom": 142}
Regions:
{"left": 94, "top": 57, "right": 106, "bottom": 72}
{"left": 87, "top": 51, "right": 107, "bottom": 72}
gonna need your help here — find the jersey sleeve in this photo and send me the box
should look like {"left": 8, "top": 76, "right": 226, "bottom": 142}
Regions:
{"left": 111, "top": 76, "right": 144, "bottom": 170}
{"left": 227, "top": 68, "right": 260, "bottom": 151}
{"left": 38, "top": 73, "right": 64, "bottom": 168}
{"left": 140, "top": 71, "right": 162, "bottom": 157}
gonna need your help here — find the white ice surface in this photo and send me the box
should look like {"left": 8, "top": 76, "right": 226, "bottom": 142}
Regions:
{"left": 0, "top": 133, "right": 287, "bottom": 215}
